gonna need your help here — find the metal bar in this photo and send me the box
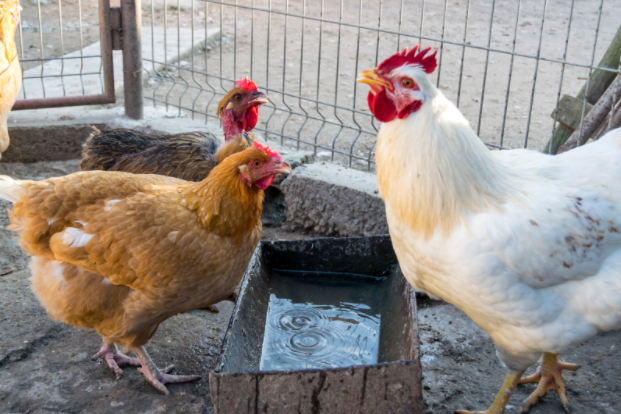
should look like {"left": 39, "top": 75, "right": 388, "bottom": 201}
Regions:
{"left": 348, "top": 0, "right": 364, "bottom": 167}
{"left": 499, "top": 0, "right": 523, "bottom": 146}
{"left": 455, "top": 0, "right": 472, "bottom": 108}
{"left": 396, "top": 0, "right": 405, "bottom": 51}
{"left": 36, "top": 0, "right": 45, "bottom": 97}
{"left": 57, "top": 0, "right": 66, "bottom": 96}
{"left": 121, "top": 0, "right": 144, "bottom": 119}
{"left": 22, "top": 72, "right": 106, "bottom": 80}
{"left": 13, "top": 94, "right": 115, "bottom": 111}
{"left": 330, "top": 0, "right": 345, "bottom": 160}
{"left": 436, "top": 0, "right": 449, "bottom": 88}
{"left": 250, "top": 0, "right": 255, "bottom": 79}
{"left": 475, "top": 0, "right": 496, "bottom": 136}
{"left": 175, "top": 0, "right": 190, "bottom": 117}
{"left": 19, "top": 56, "right": 103, "bottom": 63}
{"left": 295, "top": 0, "right": 308, "bottom": 151}
{"left": 279, "top": 0, "right": 292, "bottom": 146}
{"left": 99, "top": 0, "right": 116, "bottom": 101}
{"left": 575, "top": 0, "right": 605, "bottom": 147}
{"left": 77, "top": 0, "right": 86, "bottom": 94}
{"left": 312, "top": 0, "right": 326, "bottom": 155}
{"left": 419, "top": 0, "right": 425, "bottom": 46}
{"left": 523, "top": 0, "right": 549, "bottom": 148}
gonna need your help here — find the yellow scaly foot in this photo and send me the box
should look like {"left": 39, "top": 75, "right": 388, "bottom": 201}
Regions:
{"left": 455, "top": 371, "right": 524, "bottom": 414}
{"left": 518, "top": 352, "right": 580, "bottom": 413}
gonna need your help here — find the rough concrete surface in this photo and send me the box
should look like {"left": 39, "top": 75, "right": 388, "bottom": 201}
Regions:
{"left": 281, "top": 161, "right": 388, "bottom": 237}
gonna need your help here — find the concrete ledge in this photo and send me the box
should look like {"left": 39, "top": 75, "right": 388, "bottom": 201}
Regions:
{"left": 281, "top": 162, "right": 388, "bottom": 237}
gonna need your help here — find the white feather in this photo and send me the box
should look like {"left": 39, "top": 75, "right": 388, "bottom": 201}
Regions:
{"left": 49, "top": 260, "right": 66, "bottom": 285}
{"left": 62, "top": 227, "right": 94, "bottom": 248}
{"left": 104, "top": 199, "right": 120, "bottom": 212}
{"left": 0, "top": 176, "right": 22, "bottom": 203}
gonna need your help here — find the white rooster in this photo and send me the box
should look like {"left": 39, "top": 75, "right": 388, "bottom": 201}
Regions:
{"left": 358, "top": 45, "right": 621, "bottom": 414}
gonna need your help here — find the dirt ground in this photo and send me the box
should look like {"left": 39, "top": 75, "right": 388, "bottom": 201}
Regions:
{"left": 1, "top": 159, "right": 620, "bottom": 414}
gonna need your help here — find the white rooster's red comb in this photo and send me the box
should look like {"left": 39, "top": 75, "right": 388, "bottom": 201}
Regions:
{"left": 377, "top": 45, "right": 438, "bottom": 75}
{"left": 253, "top": 141, "right": 281, "bottom": 160}
{"left": 235, "top": 77, "right": 258, "bottom": 91}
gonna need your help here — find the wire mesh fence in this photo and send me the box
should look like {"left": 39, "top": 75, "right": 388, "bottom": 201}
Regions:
{"left": 143, "top": 0, "right": 621, "bottom": 170}
{"left": 16, "top": 0, "right": 109, "bottom": 105}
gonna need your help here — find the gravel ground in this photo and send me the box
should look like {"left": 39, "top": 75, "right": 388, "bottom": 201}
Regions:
{"left": 1, "top": 159, "right": 620, "bottom": 414}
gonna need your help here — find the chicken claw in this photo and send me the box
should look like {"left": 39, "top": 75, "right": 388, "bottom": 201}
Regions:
{"left": 91, "top": 341, "right": 141, "bottom": 379}
{"left": 133, "top": 346, "right": 201, "bottom": 395}
{"left": 455, "top": 371, "right": 524, "bottom": 414}
{"left": 518, "top": 353, "right": 579, "bottom": 413}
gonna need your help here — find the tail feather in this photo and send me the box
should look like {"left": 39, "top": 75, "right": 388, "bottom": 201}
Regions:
{"left": 0, "top": 176, "right": 22, "bottom": 203}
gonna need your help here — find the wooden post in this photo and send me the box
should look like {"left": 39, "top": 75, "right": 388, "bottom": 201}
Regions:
{"left": 544, "top": 24, "right": 621, "bottom": 154}
{"left": 121, "top": 0, "right": 143, "bottom": 120}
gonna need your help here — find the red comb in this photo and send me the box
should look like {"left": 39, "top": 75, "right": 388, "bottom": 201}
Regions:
{"left": 253, "top": 141, "right": 281, "bottom": 159}
{"left": 377, "top": 45, "right": 437, "bottom": 75}
{"left": 235, "top": 77, "right": 258, "bottom": 91}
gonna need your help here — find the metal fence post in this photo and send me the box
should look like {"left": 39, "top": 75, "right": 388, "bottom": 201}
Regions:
{"left": 121, "top": 0, "right": 143, "bottom": 119}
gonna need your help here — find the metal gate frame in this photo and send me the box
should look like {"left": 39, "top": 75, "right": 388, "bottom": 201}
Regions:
{"left": 11, "top": 0, "right": 143, "bottom": 120}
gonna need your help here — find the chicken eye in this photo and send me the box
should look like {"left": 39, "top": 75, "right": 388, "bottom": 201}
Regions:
{"left": 234, "top": 94, "right": 242, "bottom": 101}
{"left": 402, "top": 78, "right": 414, "bottom": 88}
{"left": 252, "top": 160, "right": 262, "bottom": 167}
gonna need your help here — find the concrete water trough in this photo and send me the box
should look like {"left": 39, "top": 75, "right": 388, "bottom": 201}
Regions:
{"left": 209, "top": 235, "right": 423, "bottom": 414}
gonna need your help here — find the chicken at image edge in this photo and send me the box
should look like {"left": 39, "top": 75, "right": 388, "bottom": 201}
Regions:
{"left": 80, "top": 77, "right": 268, "bottom": 182}
{"left": 0, "top": 141, "right": 291, "bottom": 394}
{"left": 0, "top": 0, "right": 23, "bottom": 158}
{"left": 358, "top": 46, "right": 621, "bottom": 414}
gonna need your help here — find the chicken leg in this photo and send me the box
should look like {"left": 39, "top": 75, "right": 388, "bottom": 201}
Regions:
{"left": 133, "top": 346, "right": 201, "bottom": 395}
{"left": 518, "top": 353, "right": 580, "bottom": 413}
{"left": 91, "top": 340, "right": 141, "bottom": 379}
{"left": 455, "top": 371, "right": 524, "bottom": 414}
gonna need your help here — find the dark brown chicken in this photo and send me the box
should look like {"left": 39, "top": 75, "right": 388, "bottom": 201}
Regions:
{"left": 80, "top": 77, "right": 267, "bottom": 182}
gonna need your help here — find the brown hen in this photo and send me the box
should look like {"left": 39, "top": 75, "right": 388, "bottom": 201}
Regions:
{"left": 0, "top": 141, "right": 291, "bottom": 394}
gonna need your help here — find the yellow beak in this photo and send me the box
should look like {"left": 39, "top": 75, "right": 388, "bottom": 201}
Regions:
{"left": 357, "top": 69, "right": 393, "bottom": 91}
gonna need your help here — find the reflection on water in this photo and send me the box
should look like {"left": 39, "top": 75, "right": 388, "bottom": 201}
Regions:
{"left": 259, "top": 271, "right": 382, "bottom": 371}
